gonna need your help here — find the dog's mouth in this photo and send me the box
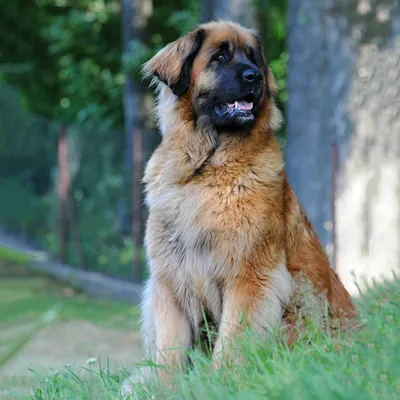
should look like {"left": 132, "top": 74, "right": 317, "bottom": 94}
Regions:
{"left": 214, "top": 95, "right": 255, "bottom": 120}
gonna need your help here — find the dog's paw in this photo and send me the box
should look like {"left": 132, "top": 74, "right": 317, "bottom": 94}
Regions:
{"left": 120, "top": 367, "right": 154, "bottom": 399}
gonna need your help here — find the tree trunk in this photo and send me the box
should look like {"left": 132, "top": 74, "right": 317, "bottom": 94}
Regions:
{"left": 120, "top": 0, "right": 134, "bottom": 236}
{"left": 286, "top": 0, "right": 332, "bottom": 254}
{"left": 122, "top": 0, "right": 152, "bottom": 283}
{"left": 286, "top": 0, "right": 400, "bottom": 295}
{"left": 201, "top": 0, "right": 214, "bottom": 22}
{"left": 201, "top": 0, "right": 255, "bottom": 27}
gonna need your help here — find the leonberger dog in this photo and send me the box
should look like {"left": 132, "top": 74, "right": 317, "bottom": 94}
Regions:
{"left": 123, "top": 20, "right": 356, "bottom": 392}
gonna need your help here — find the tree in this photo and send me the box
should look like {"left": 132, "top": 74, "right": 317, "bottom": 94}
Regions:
{"left": 201, "top": 0, "right": 255, "bottom": 26}
{"left": 121, "top": 0, "right": 153, "bottom": 283}
{"left": 0, "top": 0, "right": 123, "bottom": 128}
{"left": 286, "top": 0, "right": 400, "bottom": 294}
{"left": 0, "top": 1, "right": 287, "bottom": 281}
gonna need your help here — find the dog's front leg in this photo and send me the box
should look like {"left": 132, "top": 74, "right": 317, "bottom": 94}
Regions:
{"left": 212, "top": 264, "right": 293, "bottom": 368}
{"left": 153, "top": 282, "right": 192, "bottom": 381}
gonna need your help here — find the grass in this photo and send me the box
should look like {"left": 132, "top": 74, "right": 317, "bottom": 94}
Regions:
{"left": 0, "top": 246, "right": 140, "bottom": 375}
{"left": 0, "top": 277, "right": 140, "bottom": 332}
{"left": 0, "top": 245, "right": 33, "bottom": 266}
{"left": 0, "top": 244, "right": 140, "bottom": 328}
{"left": 5, "top": 275, "right": 398, "bottom": 400}
{"left": 2, "top": 245, "right": 398, "bottom": 399}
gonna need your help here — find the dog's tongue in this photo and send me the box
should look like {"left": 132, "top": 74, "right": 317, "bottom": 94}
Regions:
{"left": 227, "top": 101, "right": 253, "bottom": 111}
{"left": 237, "top": 100, "right": 253, "bottom": 110}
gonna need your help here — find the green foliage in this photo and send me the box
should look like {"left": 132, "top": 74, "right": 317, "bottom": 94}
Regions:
{"left": 42, "top": 2, "right": 123, "bottom": 128}
{"left": 0, "top": 1, "right": 288, "bottom": 280}
{"left": 0, "top": 180, "right": 51, "bottom": 237}
{"left": 0, "top": 0, "right": 202, "bottom": 128}
{"left": 7, "top": 278, "right": 400, "bottom": 399}
{"left": 255, "top": 0, "right": 288, "bottom": 141}
{"left": 265, "top": 1, "right": 288, "bottom": 103}
{"left": 123, "top": 0, "right": 200, "bottom": 78}
{"left": 0, "top": 1, "right": 204, "bottom": 280}
{"left": 0, "top": 0, "right": 123, "bottom": 128}
{"left": 0, "top": 82, "right": 139, "bottom": 279}
{"left": 0, "top": 83, "right": 57, "bottom": 238}
{"left": 0, "top": 2, "right": 59, "bottom": 117}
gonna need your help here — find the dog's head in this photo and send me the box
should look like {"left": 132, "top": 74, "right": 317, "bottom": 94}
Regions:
{"left": 143, "top": 21, "right": 278, "bottom": 131}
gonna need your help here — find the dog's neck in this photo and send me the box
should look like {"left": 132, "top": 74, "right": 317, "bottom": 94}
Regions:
{"left": 154, "top": 86, "right": 284, "bottom": 184}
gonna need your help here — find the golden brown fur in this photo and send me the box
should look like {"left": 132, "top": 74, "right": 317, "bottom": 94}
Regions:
{"left": 122, "top": 21, "right": 356, "bottom": 393}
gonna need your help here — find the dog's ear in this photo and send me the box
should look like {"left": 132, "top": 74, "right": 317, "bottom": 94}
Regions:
{"left": 253, "top": 34, "right": 277, "bottom": 98}
{"left": 142, "top": 28, "right": 206, "bottom": 96}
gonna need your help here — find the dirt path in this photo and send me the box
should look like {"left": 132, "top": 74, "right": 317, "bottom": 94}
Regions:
{"left": 0, "top": 321, "right": 143, "bottom": 377}
{"left": 0, "top": 233, "right": 144, "bottom": 397}
{"left": 0, "top": 320, "right": 143, "bottom": 397}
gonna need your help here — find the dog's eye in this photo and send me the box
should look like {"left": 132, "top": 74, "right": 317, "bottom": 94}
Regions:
{"left": 217, "top": 53, "right": 226, "bottom": 62}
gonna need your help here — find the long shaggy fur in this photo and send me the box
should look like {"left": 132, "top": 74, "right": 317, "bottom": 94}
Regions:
{"left": 122, "top": 21, "right": 356, "bottom": 393}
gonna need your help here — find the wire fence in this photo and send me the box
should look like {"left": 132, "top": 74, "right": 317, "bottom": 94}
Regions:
{"left": 0, "top": 82, "right": 158, "bottom": 282}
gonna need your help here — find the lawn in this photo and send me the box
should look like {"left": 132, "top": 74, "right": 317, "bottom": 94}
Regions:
{"left": 6, "top": 275, "right": 399, "bottom": 400}
{"left": 0, "top": 246, "right": 141, "bottom": 399}
{"left": 1, "top": 245, "right": 399, "bottom": 400}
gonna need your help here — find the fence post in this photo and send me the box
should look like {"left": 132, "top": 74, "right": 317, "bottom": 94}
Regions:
{"left": 132, "top": 126, "right": 142, "bottom": 283}
{"left": 57, "top": 125, "right": 69, "bottom": 264}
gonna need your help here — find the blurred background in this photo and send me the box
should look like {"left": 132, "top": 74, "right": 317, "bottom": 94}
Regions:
{"left": 1, "top": 0, "right": 399, "bottom": 289}
{"left": 0, "top": 0, "right": 399, "bottom": 393}
{"left": 0, "top": 0, "right": 286, "bottom": 283}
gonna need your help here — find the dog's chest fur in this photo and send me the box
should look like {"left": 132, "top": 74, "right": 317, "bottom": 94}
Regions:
{"left": 145, "top": 148, "right": 283, "bottom": 328}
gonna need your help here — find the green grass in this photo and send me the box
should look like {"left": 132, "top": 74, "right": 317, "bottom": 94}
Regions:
{"left": 0, "top": 253, "right": 140, "bottom": 372}
{"left": 0, "top": 245, "right": 33, "bottom": 266}
{"left": 0, "top": 278, "right": 140, "bottom": 331}
{"left": 0, "top": 244, "right": 140, "bottom": 331}
{"left": 7, "top": 276, "right": 399, "bottom": 400}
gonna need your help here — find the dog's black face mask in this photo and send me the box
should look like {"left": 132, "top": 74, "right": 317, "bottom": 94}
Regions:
{"left": 143, "top": 27, "right": 270, "bottom": 131}
{"left": 195, "top": 40, "right": 266, "bottom": 130}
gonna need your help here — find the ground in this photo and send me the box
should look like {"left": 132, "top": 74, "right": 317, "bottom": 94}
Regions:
{"left": 0, "top": 249, "right": 142, "bottom": 398}
{"left": 1, "top": 246, "right": 399, "bottom": 400}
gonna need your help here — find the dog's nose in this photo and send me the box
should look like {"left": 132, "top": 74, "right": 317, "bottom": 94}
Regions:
{"left": 242, "top": 68, "right": 261, "bottom": 83}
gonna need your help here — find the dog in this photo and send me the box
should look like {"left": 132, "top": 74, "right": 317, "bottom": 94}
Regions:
{"left": 122, "top": 20, "right": 356, "bottom": 393}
